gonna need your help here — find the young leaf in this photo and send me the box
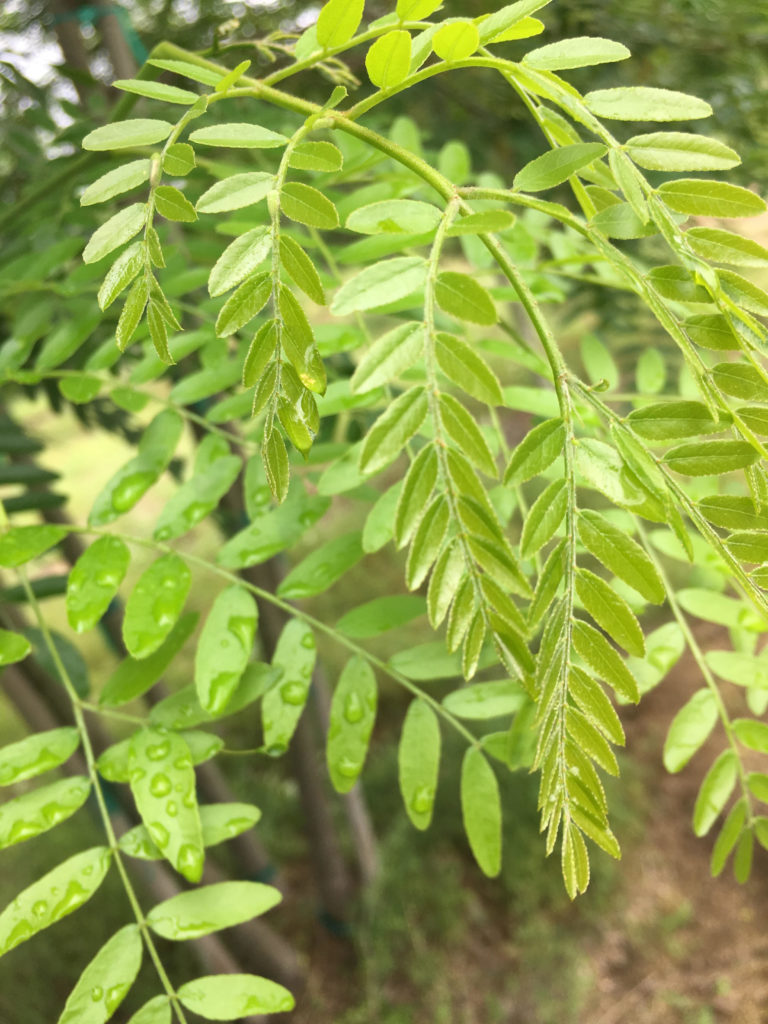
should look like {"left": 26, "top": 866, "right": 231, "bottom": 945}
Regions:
{"left": 147, "top": 882, "right": 281, "bottom": 941}
{"left": 366, "top": 30, "right": 412, "bottom": 89}
{"left": 126, "top": 996, "right": 171, "bottom": 1024}
{"left": 351, "top": 322, "right": 424, "bottom": 392}
{"left": 504, "top": 418, "right": 564, "bottom": 484}
{"left": 523, "top": 36, "right": 629, "bottom": 70}
{"left": 147, "top": 58, "right": 223, "bottom": 86}
{"left": 693, "top": 751, "right": 738, "bottom": 837}
{"left": 196, "top": 172, "right": 275, "bottom": 214}
{"left": 398, "top": 699, "right": 441, "bottom": 830}
{"left": 520, "top": 478, "right": 567, "bottom": 558}
{"left": 122, "top": 553, "right": 191, "bottom": 659}
{"left": 0, "top": 776, "right": 91, "bottom": 850}
{"left": 433, "top": 20, "right": 480, "bottom": 61}
{"left": 663, "top": 689, "right": 718, "bottom": 772}
{"left": 66, "top": 536, "right": 130, "bottom": 633}
{"left": 397, "top": 0, "right": 442, "bottom": 18}
{"left": 163, "top": 142, "right": 196, "bottom": 175}
{"left": 100, "top": 612, "right": 198, "bottom": 707}
{"left": 113, "top": 77, "right": 198, "bottom": 103}
{"left": 461, "top": 747, "right": 502, "bottom": 877}
{"left": 177, "top": 975, "right": 294, "bottom": 1018}
{"left": 82, "top": 119, "right": 173, "bottom": 150}
{"left": 395, "top": 444, "right": 439, "bottom": 546}
{"left": 188, "top": 123, "right": 289, "bottom": 148}
{"left": 195, "top": 586, "right": 258, "bottom": 715}
{"left": 514, "top": 143, "right": 606, "bottom": 191}
{"left": 279, "top": 236, "right": 325, "bottom": 305}
{"left": 584, "top": 87, "right": 712, "bottom": 121}
{"left": 627, "top": 400, "right": 722, "bottom": 440}
{"left": 80, "top": 159, "right": 151, "bottom": 206}
{"left": 434, "top": 332, "right": 503, "bottom": 405}
{"left": 57, "top": 924, "right": 142, "bottom": 1024}
{"left": 577, "top": 510, "right": 664, "bottom": 604}
{"left": 732, "top": 718, "right": 768, "bottom": 754}
{"left": 346, "top": 199, "right": 442, "bottom": 235}
{"left": 326, "top": 656, "right": 377, "bottom": 792}
{"left": 658, "top": 179, "right": 767, "bottom": 218}
{"left": 82, "top": 203, "right": 147, "bottom": 264}
{"left": 572, "top": 619, "right": 640, "bottom": 703}
{"left": 97, "top": 242, "right": 143, "bottom": 310}
{"left": 0, "top": 524, "right": 66, "bottom": 567}
{"left": 316, "top": 0, "right": 365, "bottom": 48}
{"left": 435, "top": 271, "right": 497, "bottom": 324}
{"left": 575, "top": 568, "right": 645, "bottom": 656}
{"left": 129, "top": 727, "right": 204, "bottom": 882}
{"left": 154, "top": 185, "right": 197, "bottom": 223}
{"left": 0, "top": 628, "right": 30, "bottom": 667}
{"left": 289, "top": 140, "right": 344, "bottom": 172}
{"left": 359, "top": 386, "right": 428, "bottom": 474}
{"left": 439, "top": 393, "right": 497, "bottom": 476}
{"left": 625, "top": 132, "right": 740, "bottom": 172}
{"left": 215, "top": 271, "right": 271, "bottom": 337}
{"left": 281, "top": 182, "right": 339, "bottom": 229}
{"left": 686, "top": 227, "right": 768, "bottom": 267}
{"left": 664, "top": 440, "right": 758, "bottom": 476}
{"left": 0, "top": 727, "right": 79, "bottom": 786}
{"left": 331, "top": 256, "right": 427, "bottom": 315}
{"left": 0, "top": 846, "right": 112, "bottom": 956}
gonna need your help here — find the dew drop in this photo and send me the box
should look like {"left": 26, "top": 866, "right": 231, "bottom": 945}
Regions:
{"left": 410, "top": 786, "right": 434, "bottom": 815}
{"left": 31, "top": 900, "right": 48, "bottom": 918}
{"left": 336, "top": 756, "right": 361, "bottom": 779}
{"left": 149, "top": 773, "right": 172, "bottom": 797}
{"left": 264, "top": 743, "right": 287, "bottom": 758}
{"left": 111, "top": 471, "right": 154, "bottom": 512}
{"left": 300, "top": 632, "right": 316, "bottom": 650}
{"left": 343, "top": 692, "right": 364, "bottom": 724}
{"left": 165, "top": 800, "right": 178, "bottom": 818}
{"left": 280, "top": 681, "right": 307, "bottom": 706}
{"left": 91, "top": 987, "right": 103, "bottom": 1003}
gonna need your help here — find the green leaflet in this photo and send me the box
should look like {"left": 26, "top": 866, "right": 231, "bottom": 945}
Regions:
{"left": 443, "top": 680, "right": 527, "bottom": 720}
{"left": 281, "top": 182, "right": 339, "bottom": 229}
{"left": 0, "top": 524, "right": 66, "bottom": 567}
{"left": 101, "top": 612, "right": 198, "bottom": 707}
{"left": 289, "top": 140, "right": 343, "bottom": 172}
{"left": 461, "top": 747, "right": 502, "bottom": 877}
{"left": 581, "top": 333, "right": 619, "bottom": 390}
{"left": 279, "top": 236, "right": 325, "bottom": 305}
{"left": 398, "top": 698, "right": 441, "bottom": 830}
{"left": 82, "top": 203, "right": 147, "bottom": 264}
{"left": 122, "top": 552, "right": 191, "bottom": 659}
{"left": 178, "top": 975, "right": 294, "bottom": 1017}
{"left": 57, "top": 924, "right": 142, "bottom": 1024}
{"left": 262, "top": 619, "right": 316, "bottom": 755}
{"left": 687, "top": 227, "right": 768, "bottom": 267}
{"left": 435, "top": 332, "right": 503, "bottom": 405}
{"left": 523, "top": 36, "right": 629, "bottom": 70}
{"left": 572, "top": 619, "right": 639, "bottom": 703}
{"left": 664, "top": 440, "right": 758, "bottom": 476}
{"left": 577, "top": 510, "right": 665, "bottom": 604}
{"left": 693, "top": 751, "right": 738, "bottom": 837}
{"left": 336, "top": 595, "right": 426, "bottom": 638}
{"left": 147, "top": 882, "right": 281, "bottom": 941}
{"left": 316, "top": 0, "right": 365, "bottom": 48}
{"left": 663, "top": 688, "right": 718, "bottom": 772}
{"left": 98, "top": 243, "right": 143, "bottom": 310}
{"left": 215, "top": 271, "right": 271, "bottom": 336}
{"left": 658, "top": 179, "right": 767, "bottom": 218}
{"left": 504, "top": 418, "right": 564, "bottom": 484}
{"left": 129, "top": 727, "right": 204, "bottom": 882}
{"left": 331, "top": 256, "right": 427, "bottom": 315}
{"left": 0, "top": 628, "right": 31, "bottom": 666}
{"left": 147, "top": 666, "right": 276, "bottom": 731}
{"left": 625, "top": 132, "right": 740, "bottom": 172}
{"left": 154, "top": 185, "right": 197, "bottom": 222}
{"left": 189, "top": 123, "right": 289, "bottom": 148}
{"left": 433, "top": 20, "right": 480, "bottom": 61}
{"left": 153, "top": 452, "right": 242, "bottom": 541}
{"left": 100, "top": 730, "right": 220, "bottom": 784}
{"left": 119, "top": 803, "right": 262, "bottom": 859}
{"left": 733, "top": 718, "right": 768, "bottom": 753}
{"left": 514, "top": 143, "right": 606, "bottom": 191}
{"left": 575, "top": 568, "right": 644, "bottom": 657}
{"left": 82, "top": 119, "right": 173, "bottom": 150}
{"left": 397, "top": 0, "right": 442, "bottom": 18}
{"left": 584, "top": 86, "right": 712, "bottom": 121}
{"left": 439, "top": 392, "right": 497, "bottom": 476}
{"left": 0, "top": 727, "right": 79, "bottom": 786}
{"left": 366, "top": 30, "right": 412, "bottom": 88}
{"left": 435, "top": 271, "right": 497, "bottom": 325}
{"left": 277, "top": 532, "right": 364, "bottom": 598}
{"left": 346, "top": 199, "right": 442, "bottom": 235}
{"left": 359, "top": 386, "right": 428, "bottom": 474}
{"left": 0, "top": 846, "right": 112, "bottom": 956}
{"left": 196, "top": 172, "right": 275, "bottom": 214}
{"left": 520, "top": 478, "right": 567, "bottom": 558}
{"left": 80, "top": 159, "right": 151, "bottom": 206}
{"left": 195, "top": 586, "right": 258, "bottom": 715}
{"left": 405, "top": 495, "right": 450, "bottom": 589}
{"left": 0, "top": 775, "right": 91, "bottom": 850}
{"left": 395, "top": 444, "right": 438, "bottom": 547}
{"left": 217, "top": 489, "right": 330, "bottom": 568}
{"left": 164, "top": 142, "right": 196, "bottom": 175}
{"left": 66, "top": 536, "right": 130, "bottom": 633}
{"left": 477, "top": 1, "right": 553, "bottom": 44}
{"left": 627, "top": 400, "right": 723, "bottom": 440}
{"left": 351, "top": 322, "right": 424, "bottom": 392}
{"left": 326, "top": 656, "right": 377, "bottom": 792}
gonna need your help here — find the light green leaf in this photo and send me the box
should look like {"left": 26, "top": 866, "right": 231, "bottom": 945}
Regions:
{"left": 113, "top": 78, "right": 198, "bottom": 104}
{"left": 0, "top": 846, "right": 112, "bottom": 956}
{"left": 359, "top": 385, "right": 428, "bottom": 474}
{"left": 514, "top": 143, "right": 607, "bottom": 192}
{"left": 664, "top": 440, "right": 758, "bottom": 476}
{"left": 711, "top": 800, "right": 746, "bottom": 876}
{"left": 575, "top": 437, "right": 642, "bottom": 506}
{"left": 116, "top": 277, "right": 149, "bottom": 350}
{"left": 195, "top": 586, "right": 257, "bottom": 714}
{"left": 163, "top": 142, "right": 196, "bottom": 175}
{"left": 129, "top": 727, "right": 203, "bottom": 882}
{"left": 288, "top": 140, "right": 343, "bottom": 172}
{"left": 346, "top": 199, "right": 442, "bottom": 235}
{"left": 154, "top": 454, "right": 242, "bottom": 541}
{"left": 627, "top": 400, "right": 723, "bottom": 440}
{"left": 154, "top": 185, "right": 197, "bottom": 222}
{"left": 626, "top": 132, "right": 740, "bottom": 172}
{"left": 366, "top": 30, "right": 412, "bottom": 88}
{"left": 57, "top": 924, "right": 142, "bottom": 1024}
{"left": 281, "top": 182, "right": 339, "bottom": 229}
{"left": 433, "top": 19, "right": 480, "bottom": 61}
{"left": 332, "top": 256, "right": 426, "bottom": 315}
{"left": 100, "top": 612, "right": 198, "bottom": 707}
{"left": 122, "top": 553, "right": 191, "bottom": 659}
{"left": 147, "top": 58, "right": 221, "bottom": 85}
{"left": 434, "top": 332, "right": 503, "bottom": 405}
{"left": 576, "top": 569, "right": 644, "bottom": 656}
{"left": 693, "top": 751, "right": 738, "bottom": 837}
{"left": 733, "top": 718, "right": 768, "bottom": 753}
{"left": 80, "top": 159, "right": 151, "bottom": 206}
{"left": 686, "top": 227, "right": 768, "bottom": 267}
{"left": 82, "top": 119, "right": 173, "bottom": 150}
{"left": 317, "top": 0, "right": 365, "bottom": 48}
{"left": 504, "top": 418, "right": 564, "bottom": 484}
{"left": 435, "top": 270, "right": 497, "bottom": 324}
{"left": 262, "top": 619, "right": 316, "bottom": 755}
{"left": 0, "top": 727, "right": 79, "bottom": 786}
{"left": 278, "top": 532, "right": 364, "bottom": 599}
{"left": 585, "top": 87, "right": 712, "bottom": 121}
{"left": 0, "top": 775, "right": 90, "bottom": 850}
{"left": 188, "top": 123, "right": 288, "bottom": 148}
{"left": 215, "top": 271, "right": 271, "bottom": 337}
{"left": 326, "top": 656, "right": 377, "bottom": 792}
{"left": 698, "top": 495, "right": 768, "bottom": 531}
{"left": 279, "top": 236, "right": 325, "bottom": 305}
{"left": 461, "top": 747, "right": 502, "bottom": 877}
{"left": 439, "top": 393, "right": 497, "bottom": 476}
{"left": 581, "top": 333, "right": 619, "bottom": 390}
{"left": 0, "top": 628, "right": 31, "bottom": 667}
{"left": 119, "top": 802, "right": 261, "bottom": 859}
{"left": 405, "top": 495, "right": 450, "bottom": 589}
{"left": 658, "top": 179, "right": 767, "bottom": 218}
{"left": 218, "top": 490, "right": 329, "bottom": 568}
{"left": 663, "top": 688, "right": 718, "bottom": 772}
{"left": 578, "top": 510, "right": 664, "bottom": 604}
{"left": 635, "top": 348, "right": 666, "bottom": 394}
{"left": 447, "top": 210, "right": 516, "bottom": 235}
{"left": 178, "top": 974, "right": 294, "bottom": 1018}
{"left": 523, "top": 36, "right": 629, "bottom": 71}
{"left": 397, "top": 0, "right": 442, "bottom": 18}
{"left": 147, "top": 882, "right": 281, "bottom": 940}
{"left": 351, "top": 322, "right": 424, "bottom": 392}
{"left": 97, "top": 242, "right": 143, "bottom": 310}
{"left": 0, "top": 524, "right": 66, "bottom": 567}
{"left": 398, "top": 698, "right": 440, "bottom": 830}
{"left": 66, "top": 536, "right": 130, "bottom": 634}
{"left": 196, "top": 172, "right": 274, "bottom": 214}
{"left": 520, "top": 478, "right": 567, "bottom": 558}
{"left": 443, "top": 680, "right": 526, "bottom": 720}
{"left": 477, "top": 1, "right": 552, "bottom": 44}
{"left": 126, "top": 996, "right": 170, "bottom": 1024}
{"left": 572, "top": 619, "right": 639, "bottom": 703}
{"left": 82, "top": 203, "right": 147, "bottom": 264}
